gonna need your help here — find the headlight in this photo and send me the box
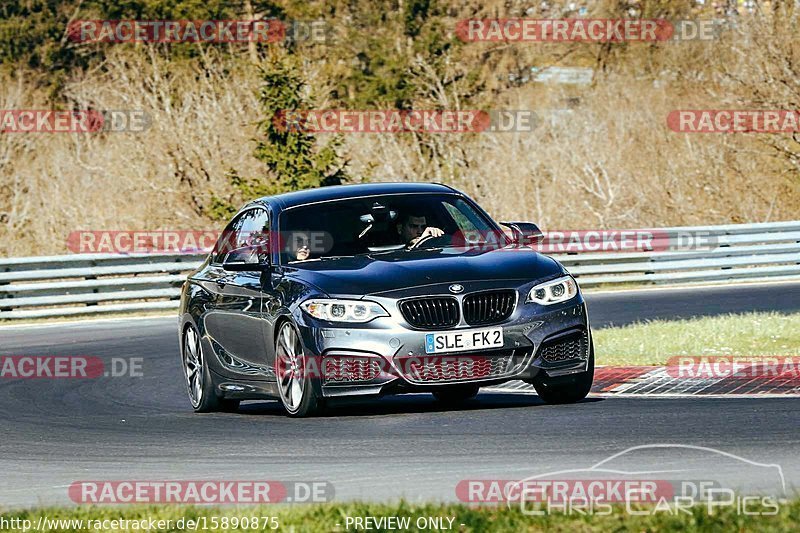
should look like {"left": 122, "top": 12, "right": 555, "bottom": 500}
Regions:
{"left": 527, "top": 276, "right": 578, "bottom": 305}
{"left": 301, "top": 299, "right": 389, "bottom": 323}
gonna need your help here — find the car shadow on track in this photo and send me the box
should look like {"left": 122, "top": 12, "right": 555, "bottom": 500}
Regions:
{"left": 236, "top": 393, "right": 604, "bottom": 418}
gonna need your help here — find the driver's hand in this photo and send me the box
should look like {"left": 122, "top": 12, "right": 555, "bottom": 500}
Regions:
{"left": 420, "top": 227, "right": 444, "bottom": 240}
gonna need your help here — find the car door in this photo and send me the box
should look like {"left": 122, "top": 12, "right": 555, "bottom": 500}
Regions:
{"left": 203, "top": 207, "right": 274, "bottom": 378}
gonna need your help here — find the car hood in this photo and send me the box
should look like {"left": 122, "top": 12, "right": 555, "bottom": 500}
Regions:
{"left": 284, "top": 248, "right": 564, "bottom": 296}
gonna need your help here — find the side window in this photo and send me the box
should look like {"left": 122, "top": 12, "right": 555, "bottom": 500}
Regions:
{"left": 211, "top": 208, "right": 269, "bottom": 263}
{"left": 236, "top": 208, "right": 270, "bottom": 249}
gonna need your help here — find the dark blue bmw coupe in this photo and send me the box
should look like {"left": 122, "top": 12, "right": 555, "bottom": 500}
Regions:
{"left": 179, "top": 182, "right": 593, "bottom": 416}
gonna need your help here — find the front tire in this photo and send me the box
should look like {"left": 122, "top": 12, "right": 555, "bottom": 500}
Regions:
{"left": 533, "top": 341, "right": 594, "bottom": 405}
{"left": 182, "top": 324, "right": 240, "bottom": 413}
{"left": 275, "top": 321, "right": 324, "bottom": 417}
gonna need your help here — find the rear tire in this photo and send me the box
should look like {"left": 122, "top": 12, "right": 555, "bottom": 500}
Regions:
{"left": 533, "top": 341, "right": 594, "bottom": 405}
{"left": 433, "top": 384, "right": 480, "bottom": 404}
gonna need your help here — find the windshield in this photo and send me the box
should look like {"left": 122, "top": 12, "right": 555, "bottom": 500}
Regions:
{"left": 278, "top": 193, "right": 500, "bottom": 263}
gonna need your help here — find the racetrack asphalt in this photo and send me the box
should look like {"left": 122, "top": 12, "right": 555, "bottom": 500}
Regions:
{"left": 1, "top": 281, "right": 799, "bottom": 507}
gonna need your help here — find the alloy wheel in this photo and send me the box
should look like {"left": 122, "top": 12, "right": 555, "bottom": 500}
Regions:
{"left": 183, "top": 326, "right": 204, "bottom": 408}
{"left": 275, "top": 322, "right": 306, "bottom": 413}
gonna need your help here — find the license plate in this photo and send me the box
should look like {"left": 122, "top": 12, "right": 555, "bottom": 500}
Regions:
{"left": 425, "top": 327, "right": 504, "bottom": 354}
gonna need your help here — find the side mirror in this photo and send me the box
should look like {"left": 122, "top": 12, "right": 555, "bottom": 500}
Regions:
{"left": 500, "top": 221, "right": 544, "bottom": 245}
{"left": 222, "top": 245, "right": 271, "bottom": 271}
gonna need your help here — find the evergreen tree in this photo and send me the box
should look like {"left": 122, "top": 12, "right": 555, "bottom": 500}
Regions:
{"left": 208, "top": 53, "right": 347, "bottom": 219}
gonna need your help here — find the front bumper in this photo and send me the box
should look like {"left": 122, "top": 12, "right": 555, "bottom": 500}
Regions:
{"left": 294, "top": 288, "right": 591, "bottom": 398}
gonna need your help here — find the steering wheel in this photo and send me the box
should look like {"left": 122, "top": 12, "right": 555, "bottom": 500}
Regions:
{"left": 407, "top": 232, "right": 450, "bottom": 250}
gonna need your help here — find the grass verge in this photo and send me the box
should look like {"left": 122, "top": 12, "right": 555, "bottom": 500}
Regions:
{"left": 2, "top": 499, "right": 800, "bottom": 532}
{"left": 594, "top": 311, "right": 800, "bottom": 366}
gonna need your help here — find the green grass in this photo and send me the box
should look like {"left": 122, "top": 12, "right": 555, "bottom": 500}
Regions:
{"left": 2, "top": 500, "right": 800, "bottom": 532}
{"left": 594, "top": 311, "right": 800, "bottom": 366}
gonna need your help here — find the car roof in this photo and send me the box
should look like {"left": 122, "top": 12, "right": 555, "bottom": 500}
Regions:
{"left": 249, "top": 182, "right": 458, "bottom": 211}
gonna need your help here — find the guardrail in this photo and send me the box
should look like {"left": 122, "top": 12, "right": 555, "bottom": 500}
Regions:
{"left": 1, "top": 221, "right": 798, "bottom": 320}
{"left": 0, "top": 253, "right": 203, "bottom": 320}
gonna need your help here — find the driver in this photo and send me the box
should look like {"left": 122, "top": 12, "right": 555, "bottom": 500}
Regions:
{"left": 396, "top": 211, "right": 444, "bottom": 246}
